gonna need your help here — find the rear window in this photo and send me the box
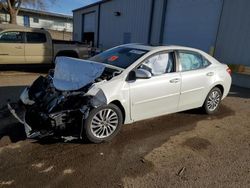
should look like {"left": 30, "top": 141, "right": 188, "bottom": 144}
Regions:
{"left": 89, "top": 47, "right": 148, "bottom": 69}
{"left": 26, "top": 32, "right": 46, "bottom": 43}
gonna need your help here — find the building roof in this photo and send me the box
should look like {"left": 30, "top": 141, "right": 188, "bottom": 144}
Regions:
{"left": 0, "top": 23, "right": 50, "bottom": 33}
{"left": 73, "top": 0, "right": 111, "bottom": 12}
{"left": 19, "top": 8, "right": 73, "bottom": 20}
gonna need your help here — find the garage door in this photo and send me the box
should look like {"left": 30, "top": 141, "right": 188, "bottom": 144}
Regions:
{"left": 82, "top": 12, "right": 96, "bottom": 45}
{"left": 82, "top": 12, "right": 96, "bottom": 46}
{"left": 83, "top": 12, "right": 96, "bottom": 33}
{"left": 163, "top": 0, "right": 223, "bottom": 53}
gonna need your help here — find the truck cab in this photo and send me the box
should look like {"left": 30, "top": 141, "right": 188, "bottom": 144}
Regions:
{"left": 0, "top": 24, "right": 90, "bottom": 65}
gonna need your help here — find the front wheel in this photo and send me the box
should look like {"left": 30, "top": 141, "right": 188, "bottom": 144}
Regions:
{"left": 202, "top": 87, "right": 222, "bottom": 114}
{"left": 83, "top": 104, "right": 123, "bottom": 143}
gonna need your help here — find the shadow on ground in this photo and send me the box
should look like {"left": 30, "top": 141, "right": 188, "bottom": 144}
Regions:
{"left": 229, "top": 85, "right": 250, "bottom": 99}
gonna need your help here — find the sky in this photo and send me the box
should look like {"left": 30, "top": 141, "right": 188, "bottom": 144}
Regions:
{"left": 27, "top": 0, "right": 101, "bottom": 15}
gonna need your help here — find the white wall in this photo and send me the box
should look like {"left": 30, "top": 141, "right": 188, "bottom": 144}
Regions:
{"left": 27, "top": 16, "right": 73, "bottom": 32}
{"left": 0, "top": 12, "right": 73, "bottom": 32}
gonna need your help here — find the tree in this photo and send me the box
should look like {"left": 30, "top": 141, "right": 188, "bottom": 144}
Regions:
{"left": 0, "top": 0, "right": 56, "bottom": 24}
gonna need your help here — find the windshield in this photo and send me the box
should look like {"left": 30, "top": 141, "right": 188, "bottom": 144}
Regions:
{"left": 89, "top": 47, "right": 148, "bottom": 69}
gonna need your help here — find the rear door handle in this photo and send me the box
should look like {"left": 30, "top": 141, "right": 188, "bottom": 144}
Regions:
{"left": 206, "top": 72, "right": 214, "bottom": 76}
{"left": 15, "top": 46, "right": 22, "bottom": 49}
{"left": 170, "top": 78, "right": 180, "bottom": 83}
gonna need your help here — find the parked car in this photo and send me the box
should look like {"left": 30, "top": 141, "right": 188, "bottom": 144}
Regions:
{"left": 0, "top": 24, "right": 90, "bottom": 65}
{"left": 8, "top": 44, "right": 232, "bottom": 143}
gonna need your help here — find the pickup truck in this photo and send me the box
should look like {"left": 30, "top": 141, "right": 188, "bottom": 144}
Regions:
{"left": 0, "top": 24, "right": 90, "bottom": 65}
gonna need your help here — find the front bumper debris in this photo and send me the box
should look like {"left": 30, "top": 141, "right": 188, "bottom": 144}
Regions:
{"left": 7, "top": 103, "right": 40, "bottom": 138}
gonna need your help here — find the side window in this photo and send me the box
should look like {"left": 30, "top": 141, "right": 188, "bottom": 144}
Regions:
{"left": 140, "top": 52, "right": 175, "bottom": 76}
{"left": 203, "top": 57, "right": 211, "bottom": 67}
{"left": 0, "top": 31, "right": 24, "bottom": 43}
{"left": 26, "top": 32, "right": 46, "bottom": 43}
{"left": 178, "top": 52, "right": 204, "bottom": 71}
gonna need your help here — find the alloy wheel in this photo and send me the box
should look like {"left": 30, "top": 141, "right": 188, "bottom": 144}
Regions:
{"left": 90, "top": 108, "right": 119, "bottom": 139}
{"left": 207, "top": 90, "right": 221, "bottom": 111}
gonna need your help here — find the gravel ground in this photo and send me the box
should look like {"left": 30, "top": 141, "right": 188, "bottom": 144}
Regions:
{"left": 0, "top": 71, "right": 249, "bottom": 188}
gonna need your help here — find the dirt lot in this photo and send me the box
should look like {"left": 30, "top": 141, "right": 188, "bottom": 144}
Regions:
{"left": 0, "top": 71, "right": 249, "bottom": 188}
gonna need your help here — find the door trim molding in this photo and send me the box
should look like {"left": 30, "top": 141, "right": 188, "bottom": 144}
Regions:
{"left": 133, "top": 92, "right": 180, "bottom": 105}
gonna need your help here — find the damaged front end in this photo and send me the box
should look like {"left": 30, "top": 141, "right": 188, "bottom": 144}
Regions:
{"left": 8, "top": 57, "right": 120, "bottom": 139}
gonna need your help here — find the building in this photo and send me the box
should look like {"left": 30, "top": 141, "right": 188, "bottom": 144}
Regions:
{"left": 73, "top": 0, "right": 249, "bottom": 62}
{"left": 73, "top": 0, "right": 250, "bottom": 88}
{"left": 0, "top": 8, "right": 73, "bottom": 32}
{"left": 73, "top": 0, "right": 223, "bottom": 51}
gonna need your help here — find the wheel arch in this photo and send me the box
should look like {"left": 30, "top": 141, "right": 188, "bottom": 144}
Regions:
{"left": 213, "top": 84, "right": 224, "bottom": 96}
{"left": 110, "top": 100, "right": 126, "bottom": 124}
{"left": 202, "top": 83, "right": 225, "bottom": 106}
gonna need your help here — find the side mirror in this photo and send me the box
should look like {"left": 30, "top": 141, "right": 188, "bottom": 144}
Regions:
{"left": 135, "top": 69, "right": 152, "bottom": 79}
{"left": 127, "top": 69, "right": 152, "bottom": 81}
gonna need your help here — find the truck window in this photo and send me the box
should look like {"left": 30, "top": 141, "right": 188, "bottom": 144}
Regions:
{"left": 0, "top": 31, "right": 24, "bottom": 43}
{"left": 26, "top": 32, "right": 46, "bottom": 43}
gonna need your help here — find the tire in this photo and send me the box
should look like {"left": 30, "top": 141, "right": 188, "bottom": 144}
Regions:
{"left": 202, "top": 87, "right": 222, "bottom": 115}
{"left": 83, "top": 104, "right": 123, "bottom": 143}
{"left": 54, "top": 51, "right": 79, "bottom": 63}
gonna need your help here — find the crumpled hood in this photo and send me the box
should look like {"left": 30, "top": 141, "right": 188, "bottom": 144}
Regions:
{"left": 53, "top": 57, "right": 105, "bottom": 91}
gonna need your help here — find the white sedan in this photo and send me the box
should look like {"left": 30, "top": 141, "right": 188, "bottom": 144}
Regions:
{"left": 11, "top": 44, "right": 232, "bottom": 143}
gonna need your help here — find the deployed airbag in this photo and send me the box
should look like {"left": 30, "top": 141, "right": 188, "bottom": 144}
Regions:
{"left": 53, "top": 57, "right": 105, "bottom": 91}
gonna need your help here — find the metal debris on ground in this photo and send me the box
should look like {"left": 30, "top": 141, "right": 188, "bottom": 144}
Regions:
{"left": 63, "top": 169, "right": 75, "bottom": 175}
{"left": 61, "top": 136, "right": 78, "bottom": 143}
{"left": 0, "top": 180, "right": 14, "bottom": 186}
{"left": 40, "top": 166, "right": 54, "bottom": 173}
{"left": 177, "top": 167, "right": 186, "bottom": 177}
{"left": 140, "top": 158, "right": 146, "bottom": 163}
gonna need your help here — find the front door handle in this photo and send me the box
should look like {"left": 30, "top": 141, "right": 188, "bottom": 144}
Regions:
{"left": 15, "top": 46, "right": 22, "bottom": 49}
{"left": 206, "top": 72, "right": 214, "bottom": 76}
{"left": 170, "top": 78, "right": 180, "bottom": 83}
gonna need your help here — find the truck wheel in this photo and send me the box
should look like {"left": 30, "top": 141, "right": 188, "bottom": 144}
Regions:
{"left": 202, "top": 87, "right": 222, "bottom": 115}
{"left": 56, "top": 51, "right": 78, "bottom": 58}
{"left": 83, "top": 104, "right": 123, "bottom": 143}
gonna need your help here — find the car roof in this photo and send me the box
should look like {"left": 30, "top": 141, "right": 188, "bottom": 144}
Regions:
{"left": 120, "top": 43, "right": 205, "bottom": 54}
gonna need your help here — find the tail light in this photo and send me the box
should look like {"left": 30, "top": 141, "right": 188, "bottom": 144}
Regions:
{"left": 226, "top": 67, "right": 232, "bottom": 75}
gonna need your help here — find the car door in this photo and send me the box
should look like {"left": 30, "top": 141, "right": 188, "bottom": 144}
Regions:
{"left": 25, "top": 32, "right": 53, "bottom": 64}
{"left": 129, "top": 51, "right": 181, "bottom": 122}
{"left": 0, "top": 31, "right": 25, "bottom": 64}
{"left": 177, "top": 51, "right": 212, "bottom": 111}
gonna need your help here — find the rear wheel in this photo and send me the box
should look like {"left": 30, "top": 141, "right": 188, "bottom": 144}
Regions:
{"left": 83, "top": 104, "right": 123, "bottom": 143}
{"left": 203, "top": 87, "right": 222, "bottom": 114}
{"left": 54, "top": 51, "right": 79, "bottom": 63}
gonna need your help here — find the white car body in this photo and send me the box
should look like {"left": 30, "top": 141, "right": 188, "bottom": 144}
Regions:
{"left": 86, "top": 44, "right": 232, "bottom": 124}
{"left": 10, "top": 43, "right": 231, "bottom": 142}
